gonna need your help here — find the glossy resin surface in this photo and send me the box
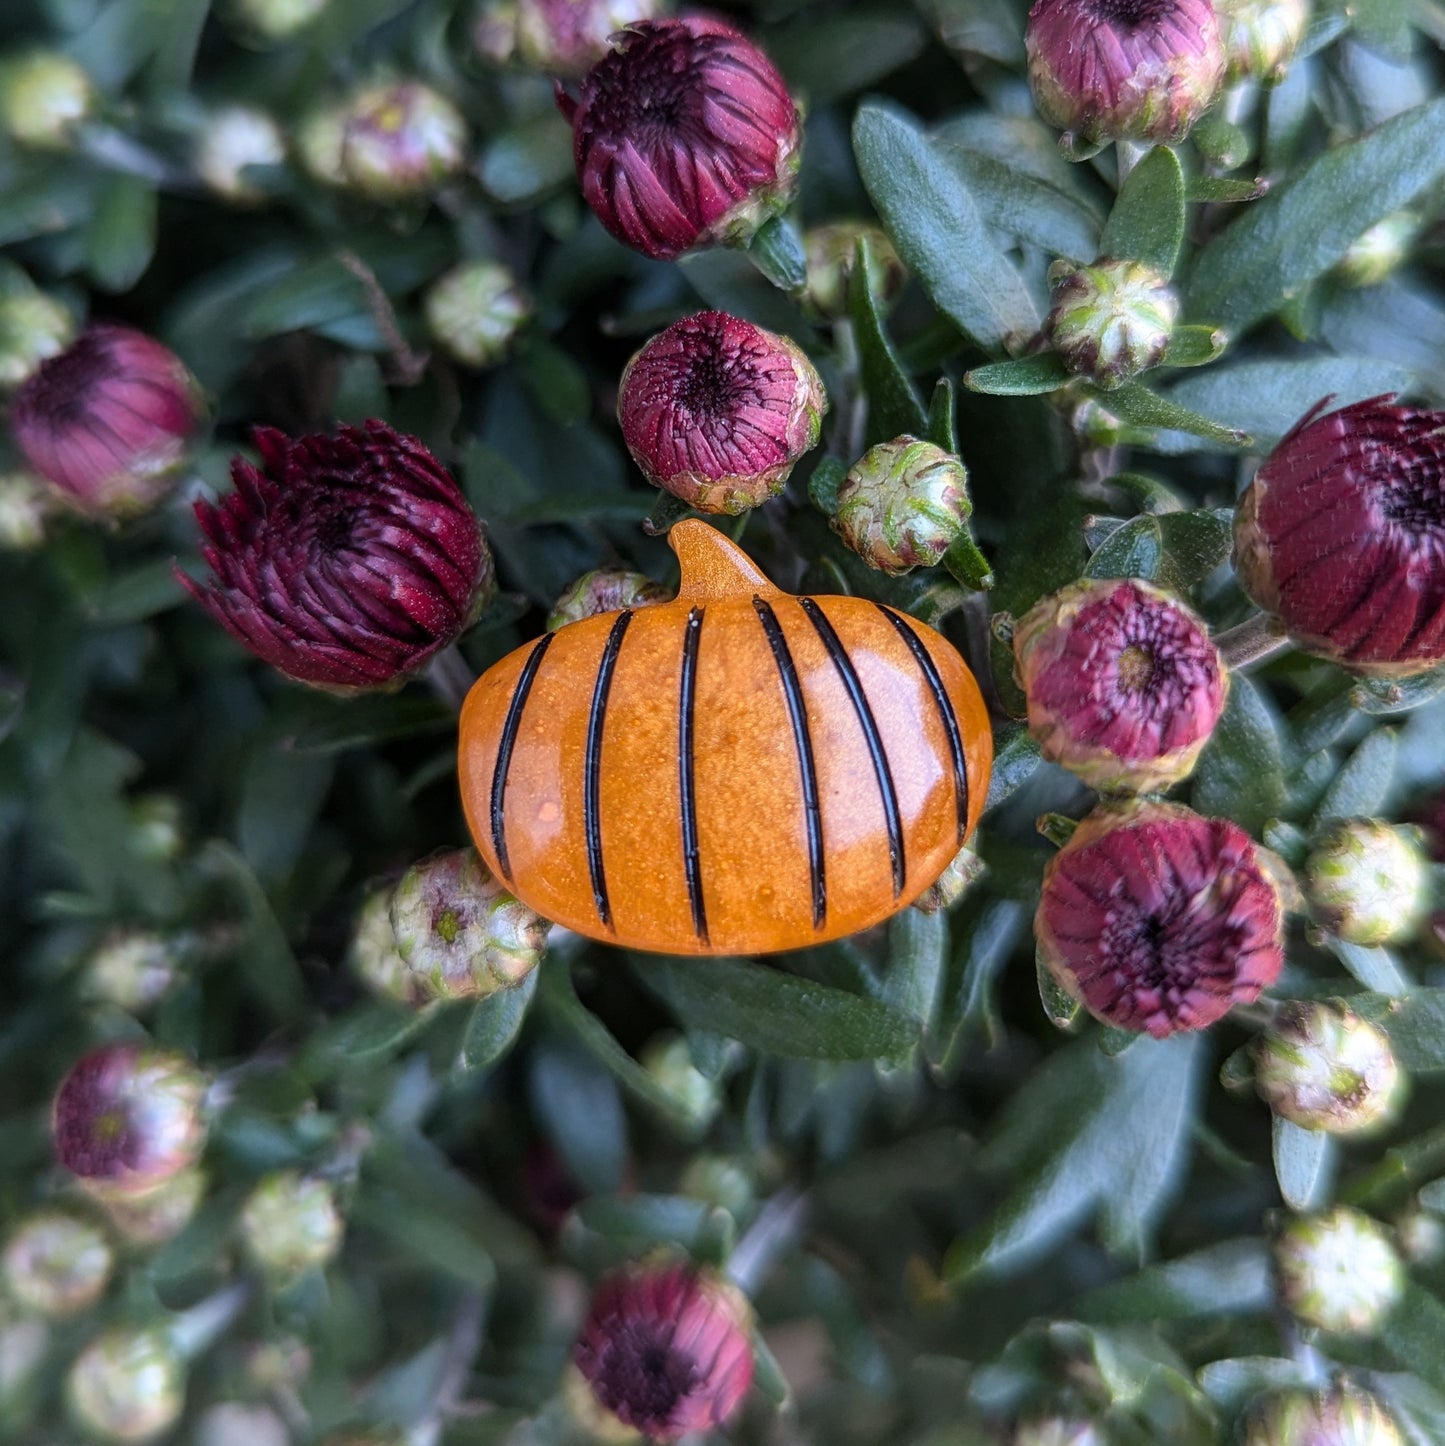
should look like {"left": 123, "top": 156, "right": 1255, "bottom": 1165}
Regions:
{"left": 458, "top": 520, "right": 993, "bottom": 955}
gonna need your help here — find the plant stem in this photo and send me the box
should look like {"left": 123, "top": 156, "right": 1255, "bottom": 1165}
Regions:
{"left": 427, "top": 643, "right": 477, "bottom": 713}
{"left": 728, "top": 1185, "right": 808, "bottom": 1297}
{"left": 1215, "top": 611, "right": 1292, "bottom": 672}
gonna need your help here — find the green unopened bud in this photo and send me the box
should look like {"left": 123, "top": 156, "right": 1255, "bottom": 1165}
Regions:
{"left": 390, "top": 848, "right": 547, "bottom": 1000}
{"left": 102, "top": 1167, "right": 207, "bottom": 1247}
{"left": 1336, "top": 212, "right": 1419, "bottom": 289}
{"left": 802, "top": 222, "right": 907, "bottom": 321}
{"left": 1240, "top": 1385, "right": 1404, "bottom": 1446}
{"left": 1275, "top": 1206, "right": 1403, "bottom": 1334}
{"left": 1253, "top": 1000, "right": 1402, "bottom": 1133}
{"left": 2, "top": 1210, "right": 113, "bottom": 1318}
{"left": 198, "top": 1402, "right": 290, "bottom": 1446}
{"left": 1304, "top": 819, "right": 1431, "bottom": 945}
{"left": 679, "top": 1154, "right": 755, "bottom": 1219}
{"left": 1216, "top": 0, "right": 1310, "bottom": 81}
{"left": 477, "top": 0, "right": 668, "bottom": 77}
{"left": 127, "top": 794, "right": 185, "bottom": 864}
{"left": 339, "top": 83, "right": 468, "bottom": 201}
{"left": 1045, "top": 258, "right": 1178, "bottom": 389}
{"left": 348, "top": 887, "right": 413, "bottom": 1004}
{"left": 912, "top": 842, "right": 984, "bottom": 914}
{"left": 0, "top": 52, "right": 94, "bottom": 149}
{"left": 547, "top": 567, "right": 670, "bottom": 631}
{"left": 1394, "top": 1201, "right": 1445, "bottom": 1264}
{"left": 1012, "top": 1420, "right": 1102, "bottom": 1446}
{"left": 240, "top": 1171, "right": 344, "bottom": 1281}
{"left": 831, "top": 436, "right": 973, "bottom": 575}
{"left": 0, "top": 284, "right": 75, "bottom": 389}
{"left": 0, "top": 471, "right": 52, "bottom": 549}
{"left": 68, "top": 1326, "right": 186, "bottom": 1443}
{"left": 195, "top": 106, "right": 286, "bottom": 203}
{"left": 227, "top": 0, "right": 329, "bottom": 42}
{"left": 295, "top": 100, "right": 350, "bottom": 186}
{"left": 83, "top": 929, "right": 182, "bottom": 1013}
{"left": 640, "top": 1033, "right": 722, "bottom": 1137}
{"left": 424, "top": 260, "right": 531, "bottom": 369}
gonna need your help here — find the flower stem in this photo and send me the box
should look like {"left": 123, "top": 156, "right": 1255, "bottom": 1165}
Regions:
{"left": 336, "top": 249, "right": 429, "bottom": 385}
{"left": 727, "top": 1185, "right": 808, "bottom": 1297}
{"left": 427, "top": 644, "right": 477, "bottom": 713}
{"left": 168, "top": 1282, "right": 251, "bottom": 1360}
{"left": 1215, "top": 611, "right": 1292, "bottom": 672}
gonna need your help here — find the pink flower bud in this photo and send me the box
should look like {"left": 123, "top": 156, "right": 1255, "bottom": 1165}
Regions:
{"left": 9, "top": 324, "right": 204, "bottom": 517}
{"left": 2, "top": 1210, "right": 114, "bottom": 1318}
{"left": 1233, "top": 397, "right": 1445, "bottom": 677}
{"left": 618, "top": 310, "right": 825, "bottom": 513}
{"left": 560, "top": 17, "right": 800, "bottom": 260}
{"left": 339, "top": 83, "right": 468, "bottom": 201}
{"left": 181, "top": 421, "right": 493, "bottom": 692}
{"left": 1026, "top": 0, "right": 1225, "bottom": 151}
{"left": 572, "top": 1262, "right": 754, "bottom": 1442}
{"left": 1036, "top": 801, "right": 1285, "bottom": 1037}
{"left": 52, "top": 1043, "right": 208, "bottom": 1199}
{"left": 546, "top": 566, "right": 670, "bottom": 630}
{"left": 1014, "top": 578, "right": 1228, "bottom": 794}
{"left": 477, "top": 0, "right": 668, "bottom": 77}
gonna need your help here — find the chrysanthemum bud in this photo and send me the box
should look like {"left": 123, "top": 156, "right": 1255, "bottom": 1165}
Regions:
{"left": 1026, "top": 0, "right": 1224, "bottom": 151}
{"left": 618, "top": 310, "right": 825, "bottom": 514}
{"left": 295, "top": 100, "right": 350, "bottom": 186}
{"left": 181, "top": 421, "right": 493, "bottom": 692}
{"left": 831, "top": 436, "right": 972, "bottom": 575}
{"left": 0, "top": 471, "right": 52, "bottom": 549}
{"left": 101, "top": 1168, "right": 207, "bottom": 1247}
{"left": 547, "top": 567, "right": 670, "bottom": 631}
{"left": 1044, "top": 259, "right": 1178, "bottom": 389}
{"left": 1275, "top": 1206, "right": 1404, "bottom": 1334}
{"left": 9, "top": 324, "right": 204, "bottom": 518}
{"left": 0, "top": 51, "right": 95, "bottom": 149}
{"left": 198, "top": 1402, "right": 291, "bottom": 1446}
{"left": 389, "top": 848, "right": 547, "bottom": 1001}
{"left": 679, "top": 1155, "right": 755, "bottom": 1219}
{"left": 240, "top": 1172, "right": 345, "bottom": 1281}
{"left": 2, "top": 1211, "right": 113, "bottom": 1318}
{"left": 52, "top": 1043, "right": 209, "bottom": 1199}
{"left": 68, "top": 1326, "right": 185, "bottom": 1443}
{"left": 911, "top": 842, "right": 984, "bottom": 914}
{"left": 0, "top": 282, "right": 74, "bottom": 389}
{"left": 1336, "top": 212, "right": 1419, "bottom": 290}
{"left": 424, "top": 260, "right": 531, "bottom": 369}
{"left": 641, "top": 1034, "right": 722, "bottom": 1137}
{"left": 1036, "top": 801, "right": 1285, "bottom": 1037}
{"left": 339, "top": 83, "right": 468, "bottom": 201}
{"left": 802, "top": 222, "right": 907, "bottom": 322}
{"left": 1240, "top": 1385, "right": 1404, "bottom": 1446}
{"left": 1233, "top": 397, "right": 1445, "bottom": 677}
{"left": 348, "top": 887, "right": 413, "bottom": 1003}
{"left": 1216, "top": 0, "right": 1310, "bottom": 82}
{"left": 1012, "top": 1420, "right": 1102, "bottom": 1446}
{"left": 1253, "top": 1000, "right": 1403, "bottom": 1133}
{"left": 571, "top": 1262, "right": 754, "bottom": 1443}
{"left": 195, "top": 106, "right": 286, "bottom": 204}
{"left": 1303, "top": 819, "right": 1431, "bottom": 945}
{"left": 228, "top": 0, "right": 329, "bottom": 42}
{"left": 477, "top": 0, "right": 667, "bottom": 77}
{"left": 1013, "top": 578, "right": 1228, "bottom": 793}
{"left": 127, "top": 794, "right": 186, "bottom": 864}
{"left": 1395, "top": 1202, "right": 1445, "bottom": 1264}
{"left": 82, "top": 930, "right": 182, "bottom": 1014}
{"left": 560, "top": 17, "right": 801, "bottom": 260}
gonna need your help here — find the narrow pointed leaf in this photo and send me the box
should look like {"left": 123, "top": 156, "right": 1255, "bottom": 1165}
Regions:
{"left": 1100, "top": 146, "right": 1186, "bottom": 277}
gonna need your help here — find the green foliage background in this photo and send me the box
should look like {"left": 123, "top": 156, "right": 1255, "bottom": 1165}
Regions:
{"left": 3, "top": 0, "right": 1445, "bottom": 1441}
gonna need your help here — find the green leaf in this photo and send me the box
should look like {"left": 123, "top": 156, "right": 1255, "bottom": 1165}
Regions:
{"left": 1328, "top": 937, "right": 1413, "bottom": 995}
{"left": 941, "top": 145, "right": 1102, "bottom": 261}
{"left": 84, "top": 174, "right": 157, "bottom": 293}
{"left": 1098, "top": 382, "right": 1252, "bottom": 448}
{"left": 1352, "top": 664, "right": 1445, "bottom": 716}
{"left": 1311, "top": 727, "right": 1398, "bottom": 828}
{"left": 853, "top": 102, "right": 1039, "bottom": 352}
{"left": 965, "top": 353, "right": 1071, "bottom": 396}
{"left": 929, "top": 898, "right": 1030, "bottom": 1066}
{"left": 1075, "top": 1239, "right": 1273, "bottom": 1322}
{"left": 1383, "top": 1284, "right": 1445, "bottom": 1393}
{"left": 1191, "top": 676, "right": 1289, "bottom": 836}
{"left": 630, "top": 953, "right": 917, "bottom": 1061}
{"left": 458, "top": 970, "right": 538, "bottom": 1071}
{"left": 1100, "top": 146, "right": 1185, "bottom": 278}
{"left": 528, "top": 1039, "right": 628, "bottom": 1194}
{"left": 748, "top": 216, "right": 808, "bottom": 293}
{"left": 300, "top": 1002, "right": 434, "bottom": 1078}
{"left": 1084, "top": 515, "right": 1163, "bottom": 582}
{"left": 880, "top": 910, "right": 947, "bottom": 1028}
{"left": 1157, "top": 508, "right": 1237, "bottom": 587}
{"left": 1187, "top": 97, "right": 1445, "bottom": 333}
{"left": 809, "top": 455, "right": 849, "bottom": 515}
{"left": 985, "top": 725, "right": 1043, "bottom": 811}
{"left": 478, "top": 114, "right": 574, "bottom": 205}
{"left": 1162, "top": 325, "right": 1227, "bottom": 368}
{"left": 1354, "top": 990, "right": 1445, "bottom": 1067}
{"left": 1373, "top": 1374, "right": 1445, "bottom": 1446}
{"left": 770, "top": 11, "right": 926, "bottom": 104}
{"left": 1273, "top": 1117, "right": 1335, "bottom": 1211}
{"left": 572, "top": 1194, "right": 736, "bottom": 1263}
{"left": 1197, "top": 1357, "right": 1315, "bottom": 1411}
{"left": 927, "top": 378, "right": 957, "bottom": 452}
{"left": 850, "top": 238, "right": 927, "bottom": 443}
{"left": 276, "top": 694, "right": 454, "bottom": 755}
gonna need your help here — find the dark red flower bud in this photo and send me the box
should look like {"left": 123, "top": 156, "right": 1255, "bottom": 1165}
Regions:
{"left": 559, "top": 17, "right": 801, "bottom": 261}
{"left": 572, "top": 1262, "right": 754, "bottom": 1442}
{"left": 181, "top": 421, "right": 493, "bottom": 692}
{"left": 1014, "top": 578, "right": 1228, "bottom": 793}
{"left": 9, "top": 324, "right": 204, "bottom": 517}
{"left": 52, "top": 1043, "right": 209, "bottom": 1199}
{"left": 1035, "top": 801, "right": 1285, "bottom": 1037}
{"left": 1233, "top": 397, "right": 1445, "bottom": 677}
{"left": 1026, "top": 0, "right": 1225, "bottom": 151}
{"left": 618, "top": 309, "right": 825, "bottom": 513}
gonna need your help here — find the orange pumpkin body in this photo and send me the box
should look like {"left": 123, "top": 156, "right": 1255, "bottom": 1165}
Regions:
{"left": 458, "top": 520, "right": 992, "bottom": 955}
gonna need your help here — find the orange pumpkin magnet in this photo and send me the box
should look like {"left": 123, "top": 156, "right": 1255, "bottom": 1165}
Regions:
{"left": 458, "top": 520, "right": 993, "bottom": 955}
